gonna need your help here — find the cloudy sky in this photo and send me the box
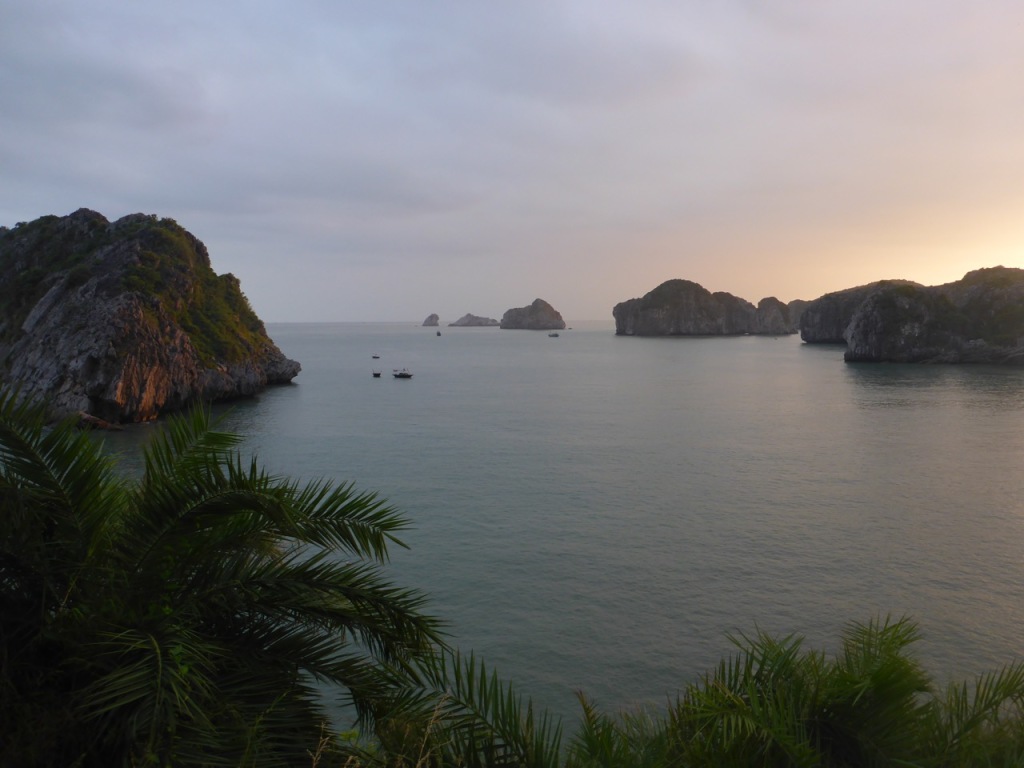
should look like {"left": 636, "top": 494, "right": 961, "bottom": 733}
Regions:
{"left": 2, "top": 1, "right": 1022, "bottom": 323}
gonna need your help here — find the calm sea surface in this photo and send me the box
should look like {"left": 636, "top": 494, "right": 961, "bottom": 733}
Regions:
{"left": 101, "top": 321, "right": 1024, "bottom": 724}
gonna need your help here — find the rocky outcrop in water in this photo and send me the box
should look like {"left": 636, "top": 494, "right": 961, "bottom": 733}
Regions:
{"left": 0, "top": 209, "right": 300, "bottom": 423}
{"left": 422, "top": 313, "right": 440, "bottom": 327}
{"left": 839, "top": 268, "right": 1024, "bottom": 364}
{"left": 798, "top": 281, "right": 919, "bottom": 343}
{"left": 448, "top": 313, "right": 499, "bottom": 327}
{"left": 612, "top": 279, "right": 800, "bottom": 336}
{"left": 500, "top": 298, "right": 566, "bottom": 331}
{"left": 751, "top": 297, "right": 797, "bottom": 335}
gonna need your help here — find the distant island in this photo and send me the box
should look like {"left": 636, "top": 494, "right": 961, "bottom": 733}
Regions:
{"left": 613, "top": 279, "right": 801, "bottom": 336}
{"left": 0, "top": 209, "right": 300, "bottom": 423}
{"left": 500, "top": 298, "right": 566, "bottom": 330}
{"left": 614, "top": 269, "right": 1024, "bottom": 365}
{"left": 448, "top": 313, "right": 499, "bottom": 327}
{"left": 422, "top": 313, "right": 440, "bottom": 327}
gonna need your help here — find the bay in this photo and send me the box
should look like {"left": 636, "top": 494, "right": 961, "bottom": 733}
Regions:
{"left": 100, "top": 321, "right": 1024, "bottom": 724}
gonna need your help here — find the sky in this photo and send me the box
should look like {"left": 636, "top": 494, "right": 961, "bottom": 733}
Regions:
{"left": 2, "top": 1, "right": 1023, "bottom": 323}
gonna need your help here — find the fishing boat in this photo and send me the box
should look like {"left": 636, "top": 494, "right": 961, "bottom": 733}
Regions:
{"left": 392, "top": 368, "right": 413, "bottom": 379}
{"left": 372, "top": 371, "right": 381, "bottom": 378}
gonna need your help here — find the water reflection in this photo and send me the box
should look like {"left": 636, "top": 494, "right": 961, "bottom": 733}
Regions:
{"left": 844, "top": 362, "right": 1024, "bottom": 411}
{"left": 85, "top": 398, "right": 276, "bottom": 478}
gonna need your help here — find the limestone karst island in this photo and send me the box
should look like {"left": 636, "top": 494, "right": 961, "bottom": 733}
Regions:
{"left": 432, "top": 299, "right": 566, "bottom": 330}
{"left": 500, "top": 298, "right": 566, "bottom": 330}
{"left": 616, "top": 269, "right": 1024, "bottom": 365}
{"left": 3, "top": 209, "right": 1022, "bottom": 430}
{"left": 0, "top": 209, "right": 299, "bottom": 424}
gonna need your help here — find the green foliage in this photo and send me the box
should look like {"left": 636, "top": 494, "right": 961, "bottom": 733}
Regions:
{"left": 0, "top": 389, "right": 442, "bottom": 767}
{"left": 559, "top": 618, "right": 1024, "bottom": 768}
{"left": 569, "top": 695, "right": 670, "bottom": 768}
{"left": 116, "top": 218, "right": 268, "bottom": 364}
{"left": 0, "top": 212, "right": 267, "bottom": 364}
{"left": 321, "top": 614, "right": 1024, "bottom": 767}
{"left": 0, "top": 213, "right": 104, "bottom": 335}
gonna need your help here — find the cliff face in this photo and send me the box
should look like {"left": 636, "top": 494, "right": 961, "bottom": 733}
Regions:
{"left": 500, "top": 299, "right": 566, "bottom": 330}
{"left": 841, "top": 268, "right": 1024, "bottom": 364}
{"left": 612, "top": 279, "right": 800, "bottom": 336}
{"left": 799, "top": 281, "right": 918, "bottom": 343}
{"left": 0, "top": 209, "right": 300, "bottom": 422}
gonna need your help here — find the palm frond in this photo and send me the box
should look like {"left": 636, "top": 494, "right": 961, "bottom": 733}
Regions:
{"left": 387, "top": 649, "right": 565, "bottom": 768}
{"left": 811, "top": 616, "right": 931, "bottom": 766}
{"left": 669, "top": 629, "right": 822, "bottom": 767}
{"left": 924, "top": 662, "right": 1024, "bottom": 765}
{"left": 567, "top": 692, "right": 670, "bottom": 768}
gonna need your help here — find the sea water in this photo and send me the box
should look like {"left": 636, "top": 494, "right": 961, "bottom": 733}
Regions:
{"left": 100, "top": 321, "right": 1024, "bottom": 724}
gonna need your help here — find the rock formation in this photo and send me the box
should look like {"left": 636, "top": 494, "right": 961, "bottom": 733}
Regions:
{"left": 786, "top": 299, "right": 810, "bottom": 331}
{"left": 422, "top": 313, "right": 439, "bottom": 327}
{"left": 500, "top": 299, "right": 566, "bottom": 330}
{"left": 798, "top": 280, "right": 918, "bottom": 343}
{"left": 0, "top": 209, "right": 300, "bottom": 423}
{"left": 751, "top": 297, "right": 796, "bottom": 335}
{"left": 612, "top": 279, "right": 800, "bottom": 336}
{"left": 448, "top": 313, "right": 499, "bottom": 327}
{"left": 837, "top": 267, "right": 1024, "bottom": 364}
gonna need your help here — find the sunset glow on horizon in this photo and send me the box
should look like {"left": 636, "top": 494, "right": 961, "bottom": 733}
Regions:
{"left": 2, "top": 1, "right": 1022, "bottom": 321}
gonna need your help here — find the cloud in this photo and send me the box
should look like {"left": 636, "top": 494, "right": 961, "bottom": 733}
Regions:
{"left": 2, "top": 0, "right": 1023, "bottom": 320}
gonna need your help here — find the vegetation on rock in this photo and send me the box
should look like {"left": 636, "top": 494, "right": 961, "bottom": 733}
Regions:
{"left": 0, "top": 210, "right": 299, "bottom": 422}
{"left": 0, "top": 210, "right": 266, "bottom": 366}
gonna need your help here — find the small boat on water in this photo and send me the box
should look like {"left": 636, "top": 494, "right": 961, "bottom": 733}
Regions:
{"left": 548, "top": 332, "right": 560, "bottom": 337}
{"left": 436, "top": 331, "right": 441, "bottom": 336}
{"left": 392, "top": 368, "right": 413, "bottom": 379}
{"left": 372, "top": 371, "right": 381, "bottom": 378}
{"left": 372, "top": 353, "right": 380, "bottom": 359}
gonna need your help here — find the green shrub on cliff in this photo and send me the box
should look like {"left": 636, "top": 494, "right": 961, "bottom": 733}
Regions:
{"left": 0, "top": 210, "right": 267, "bottom": 366}
{"left": 117, "top": 218, "right": 267, "bottom": 365}
{"left": 0, "top": 213, "right": 105, "bottom": 333}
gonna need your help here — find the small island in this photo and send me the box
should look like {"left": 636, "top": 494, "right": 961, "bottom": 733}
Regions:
{"left": 422, "top": 313, "right": 440, "bottom": 327}
{"left": 448, "top": 313, "right": 500, "bottom": 327}
{"left": 612, "top": 279, "right": 800, "bottom": 336}
{"left": 500, "top": 298, "right": 566, "bottom": 330}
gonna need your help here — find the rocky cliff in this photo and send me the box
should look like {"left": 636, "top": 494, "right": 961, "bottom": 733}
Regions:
{"left": 0, "top": 209, "right": 300, "bottom": 423}
{"left": 612, "top": 279, "right": 800, "bottom": 336}
{"left": 422, "top": 313, "right": 440, "bottom": 327}
{"left": 798, "top": 280, "right": 919, "bottom": 343}
{"left": 448, "top": 313, "right": 499, "bottom": 327}
{"left": 838, "top": 267, "right": 1024, "bottom": 364}
{"left": 500, "top": 298, "right": 566, "bottom": 330}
